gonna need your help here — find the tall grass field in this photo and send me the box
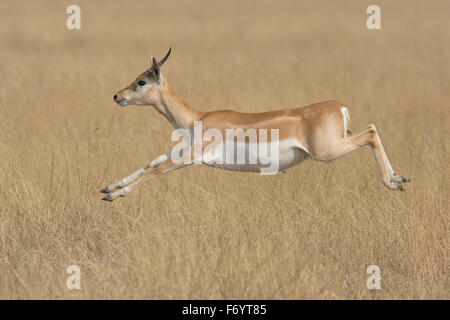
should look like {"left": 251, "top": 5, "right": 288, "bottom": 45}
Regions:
{"left": 0, "top": 0, "right": 448, "bottom": 299}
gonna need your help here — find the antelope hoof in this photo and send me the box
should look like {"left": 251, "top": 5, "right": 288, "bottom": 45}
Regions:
{"left": 102, "top": 188, "right": 127, "bottom": 201}
{"left": 100, "top": 187, "right": 111, "bottom": 193}
{"left": 102, "top": 194, "right": 114, "bottom": 201}
{"left": 392, "top": 172, "right": 410, "bottom": 184}
{"left": 401, "top": 176, "right": 410, "bottom": 183}
{"left": 384, "top": 179, "right": 406, "bottom": 191}
{"left": 101, "top": 183, "right": 120, "bottom": 193}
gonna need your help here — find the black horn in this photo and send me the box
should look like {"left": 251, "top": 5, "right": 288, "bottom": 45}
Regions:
{"left": 158, "top": 47, "right": 171, "bottom": 67}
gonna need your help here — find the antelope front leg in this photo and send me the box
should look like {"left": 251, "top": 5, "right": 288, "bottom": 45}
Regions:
{"left": 102, "top": 158, "right": 191, "bottom": 201}
{"left": 100, "top": 154, "right": 170, "bottom": 194}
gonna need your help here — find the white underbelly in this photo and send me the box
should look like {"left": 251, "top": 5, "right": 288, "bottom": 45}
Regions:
{"left": 203, "top": 139, "right": 309, "bottom": 173}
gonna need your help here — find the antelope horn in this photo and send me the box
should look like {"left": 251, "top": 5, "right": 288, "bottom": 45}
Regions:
{"left": 145, "top": 47, "right": 172, "bottom": 75}
{"left": 158, "top": 47, "right": 171, "bottom": 67}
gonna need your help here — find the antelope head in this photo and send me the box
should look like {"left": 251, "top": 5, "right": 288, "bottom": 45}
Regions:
{"left": 113, "top": 47, "right": 171, "bottom": 107}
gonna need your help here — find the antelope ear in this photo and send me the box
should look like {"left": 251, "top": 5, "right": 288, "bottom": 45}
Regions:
{"left": 152, "top": 56, "right": 162, "bottom": 83}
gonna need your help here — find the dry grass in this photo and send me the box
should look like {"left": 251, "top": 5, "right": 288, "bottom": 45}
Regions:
{"left": 0, "top": 0, "right": 448, "bottom": 299}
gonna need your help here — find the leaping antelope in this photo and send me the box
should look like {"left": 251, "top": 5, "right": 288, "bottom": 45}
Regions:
{"left": 101, "top": 48, "right": 409, "bottom": 201}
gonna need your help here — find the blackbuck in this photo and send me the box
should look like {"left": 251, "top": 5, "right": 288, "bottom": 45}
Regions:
{"left": 101, "top": 48, "right": 409, "bottom": 201}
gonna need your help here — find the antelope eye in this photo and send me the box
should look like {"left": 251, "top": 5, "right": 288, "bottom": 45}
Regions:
{"left": 137, "top": 80, "right": 146, "bottom": 86}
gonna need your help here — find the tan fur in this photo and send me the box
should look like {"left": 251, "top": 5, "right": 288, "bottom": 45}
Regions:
{"left": 103, "top": 57, "right": 409, "bottom": 201}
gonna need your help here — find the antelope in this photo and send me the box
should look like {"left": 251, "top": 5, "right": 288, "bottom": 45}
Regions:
{"left": 101, "top": 48, "right": 409, "bottom": 201}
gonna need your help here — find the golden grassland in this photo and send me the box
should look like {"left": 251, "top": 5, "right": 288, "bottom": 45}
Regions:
{"left": 0, "top": 0, "right": 448, "bottom": 299}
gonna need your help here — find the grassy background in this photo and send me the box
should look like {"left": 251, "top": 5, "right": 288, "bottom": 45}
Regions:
{"left": 0, "top": 0, "right": 448, "bottom": 299}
